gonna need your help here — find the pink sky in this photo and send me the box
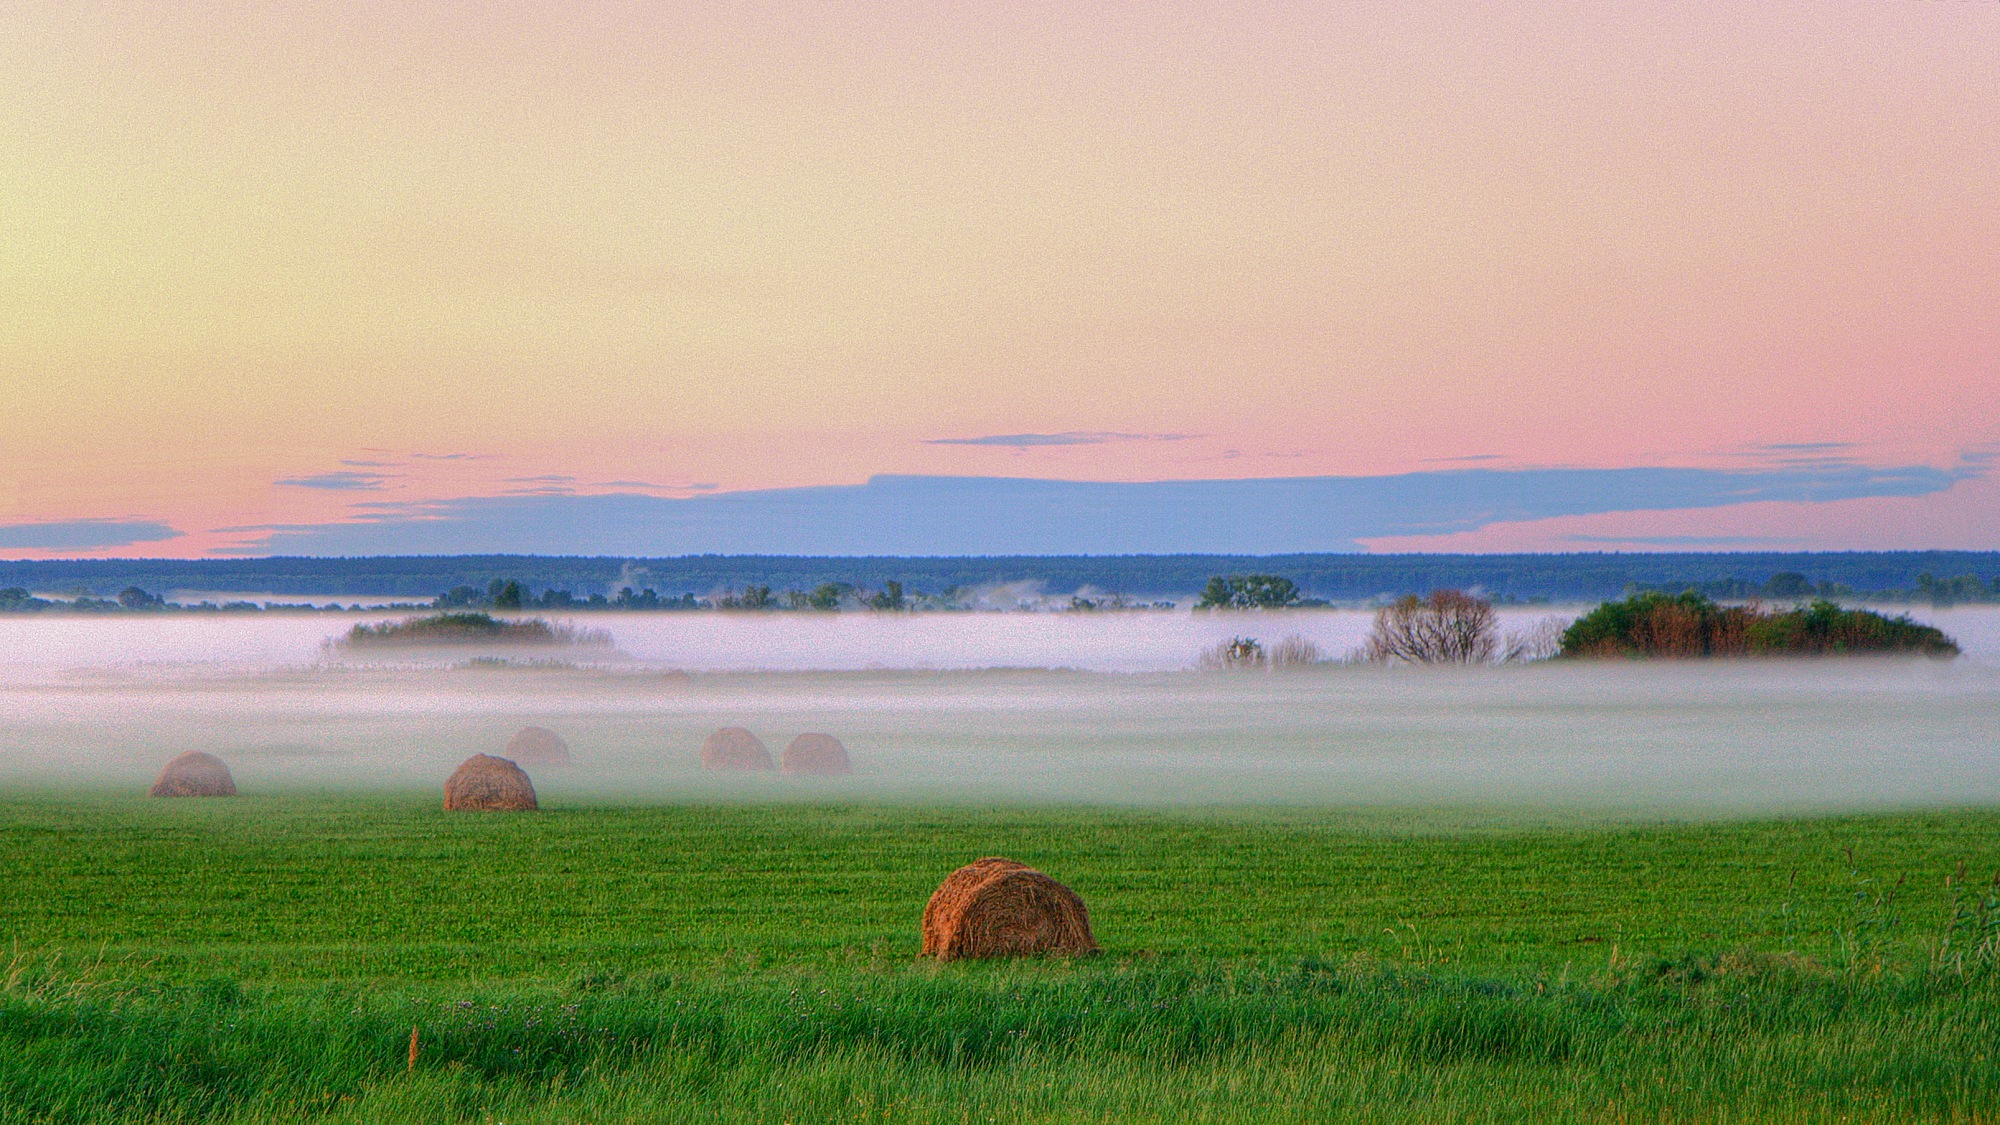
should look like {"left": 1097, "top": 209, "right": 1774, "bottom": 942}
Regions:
{"left": 1, "top": 2, "right": 1995, "bottom": 556}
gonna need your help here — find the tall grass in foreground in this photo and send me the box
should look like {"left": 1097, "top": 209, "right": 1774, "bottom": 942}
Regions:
{"left": 5, "top": 800, "right": 2000, "bottom": 1121}
{"left": 5, "top": 950, "right": 1998, "bottom": 1123}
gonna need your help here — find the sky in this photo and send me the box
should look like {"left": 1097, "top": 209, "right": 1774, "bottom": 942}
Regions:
{"left": 2, "top": 2, "right": 1996, "bottom": 558}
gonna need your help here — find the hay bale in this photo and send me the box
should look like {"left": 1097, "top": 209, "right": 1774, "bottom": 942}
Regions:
{"left": 701, "top": 727, "right": 773, "bottom": 771}
{"left": 504, "top": 725, "right": 572, "bottom": 767}
{"left": 781, "top": 733, "right": 851, "bottom": 776}
{"left": 149, "top": 751, "right": 236, "bottom": 798}
{"left": 921, "top": 856, "right": 1098, "bottom": 961}
{"left": 443, "top": 754, "right": 538, "bottom": 811}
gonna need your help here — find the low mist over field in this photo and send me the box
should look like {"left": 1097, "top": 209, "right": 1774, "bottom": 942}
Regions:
{"left": 1, "top": 610, "right": 1995, "bottom": 811}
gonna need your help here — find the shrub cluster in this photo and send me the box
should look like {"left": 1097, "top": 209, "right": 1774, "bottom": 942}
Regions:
{"left": 341, "top": 613, "right": 612, "bottom": 648}
{"left": 1560, "top": 592, "right": 1958, "bottom": 658}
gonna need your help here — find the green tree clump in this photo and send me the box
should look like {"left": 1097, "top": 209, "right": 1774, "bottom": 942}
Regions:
{"left": 718, "top": 584, "right": 774, "bottom": 610}
{"left": 1560, "top": 592, "right": 1957, "bottom": 659}
{"left": 1743, "top": 599, "right": 1960, "bottom": 656}
{"left": 797, "top": 583, "right": 849, "bottom": 611}
{"left": 1195, "top": 574, "right": 1301, "bottom": 610}
{"left": 117, "top": 586, "right": 164, "bottom": 609}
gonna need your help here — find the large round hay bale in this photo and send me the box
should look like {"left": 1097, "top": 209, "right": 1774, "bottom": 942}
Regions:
{"left": 781, "top": 733, "right": 851, "bottom": 776}
{"left": 149, "top": 751, "right": 236, "bottom": 798}
{"left": 504, "top": 726, "right": 572, "bottom": 767}
{"left": 701, "top": 727, "right": 772, "bottom": 771}
{"left": 921, "top": 857, "right": 1098, "bottom": 961}
{"left": 443, "top": 754, "right": 538, "bottom": 811}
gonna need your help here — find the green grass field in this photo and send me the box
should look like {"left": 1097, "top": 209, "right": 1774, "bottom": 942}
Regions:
{"left": 4, "top": 794, "right": 1999, "bottom": 1122}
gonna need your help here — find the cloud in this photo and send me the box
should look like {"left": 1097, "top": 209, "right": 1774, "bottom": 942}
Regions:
{"left": 275, "top": 471, "right": 390, "bottom": 491}
{"left": 338, "top": 459, "right": 397, "bottom": 468}
{"left": 501, "top": 475, "right": 578, "bottom": 496}
{"left": 1737, "top": 441, "right": 1867, "bottom": 469}
{"left": 226, "top": 461, "right": 1980, "bottom": 557}
{"left": 0, "top": 519, "right": 184, "bottom": 550}
{"left": 925, "top": 431, "right": 1199, "bottom": 448}
{"left": 410, "top": 452, "right": 485, "bottom": 461}
{"left": 597, "top": 479, "right": 720, "bottom": 492}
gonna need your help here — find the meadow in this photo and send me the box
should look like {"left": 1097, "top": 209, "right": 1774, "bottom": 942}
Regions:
{"left": 5, "top": 795, "right": 1999, "bottom": 1123}
{"left": 5, "top": 614, "right": 1999, "bottom": 1121}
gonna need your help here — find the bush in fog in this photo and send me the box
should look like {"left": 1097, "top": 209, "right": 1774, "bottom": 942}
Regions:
{"left": 1559, "top": 592, "right": 1958, "bottom": 658}
{"left": 1268, "top": 634, "right": 1325, "bottom": 668}
{"left": 342, "top": 613, "right": 611, "bottom": 648}
{"left": 1365, "top": 590, "right": 1498, "bottom": 666}
{"left": 1198, "top": 636, "right": 1267, "bottom": 670}
{"left": 1559, "top": 591, "right": 1752, "bottom": 658}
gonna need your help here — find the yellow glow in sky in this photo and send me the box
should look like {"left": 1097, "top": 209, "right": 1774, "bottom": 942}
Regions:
{"left": 2, "top": 2, "right": 1996, "bottom": 554}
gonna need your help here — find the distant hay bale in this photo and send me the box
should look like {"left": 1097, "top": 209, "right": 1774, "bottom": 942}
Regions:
{"left": 781, "top": 733, "right": 852, "bottom": 776}
{"left": 443, "top": 754, "right": 538, "bottom": 811}
{"left": 149, "top": 751, "right": 236, "bottom": 798}
{"left": 505, "top": 726, "right": 572, "bottom": 767}
{"left": 921, "top": 857, "right": 1098, "bottom": 961}
{"left": 702, "top": 727, "right": 773, "bottom": 771}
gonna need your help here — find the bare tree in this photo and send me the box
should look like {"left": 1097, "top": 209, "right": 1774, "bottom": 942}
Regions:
{"left": 1501, "top": 615, "right": 1569, "bottom": 663}
{"left": 1365, "top": 590, "right": 1498, "bottom": 665}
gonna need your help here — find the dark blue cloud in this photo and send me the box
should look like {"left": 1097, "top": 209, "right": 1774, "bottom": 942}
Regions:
{"left": 276, "top": 471, "right": 389, "bottom": 491}
{"left": 0, "top": 519, "right": 184, "bottom": 550}
{"left": 232, "top": 461, "right": 1976, "bottom": 557}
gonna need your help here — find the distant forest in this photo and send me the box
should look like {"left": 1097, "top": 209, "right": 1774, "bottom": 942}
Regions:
{"left": 4, "top": 552, "right": 1999, "bottom": 606}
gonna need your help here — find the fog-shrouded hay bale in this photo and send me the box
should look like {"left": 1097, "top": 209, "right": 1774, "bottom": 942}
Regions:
{"left": 922, "top": 856, "right": 1098, "bottom": 961}
{"left": 781, "top": 733, "right": 851, "bottom": 776}
{"left": 505, "top": 725, "right": 572, "bottom": 767}
{"left": 702, "top": 727, "right": 773, "bottom": 771}
{"left": 149, "top": 751, "right": 237, "bottom": 798}
{"left": 443, "top": 754, "right": 538, "bottom": 811}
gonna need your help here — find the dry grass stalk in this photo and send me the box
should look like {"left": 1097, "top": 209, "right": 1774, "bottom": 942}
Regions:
{"left": 702, "top": 727, "right": 773, "bottom": 771}
{"left": 922, "top": 857, "right": 1098, "bottom": 961}
{"left": 443, "top": 754, "right": 538, "bottom": 811}
{"left": 505, "top": 726, "right": 572, "bottom": 767}
{"left": 149, "top": 751, "right": 236, "bottom": 798}
{"left": 781, "top": 733, "right": 852, "bottom": 776}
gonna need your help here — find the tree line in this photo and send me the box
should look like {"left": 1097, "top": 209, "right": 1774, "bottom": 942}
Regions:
{"left": 8, "top": 551, "right": 2000, "bottom": 604}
